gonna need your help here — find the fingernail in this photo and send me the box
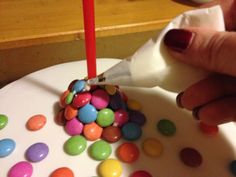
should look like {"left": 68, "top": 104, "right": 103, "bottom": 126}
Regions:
{"left": 192, "top": 107, "right": 201, "bottom": 120}
{"left": 164, "top": 29, "right": 195, "bottom": 52}
{"left": 176, "top": 92, "right": 184, "bottom": 108}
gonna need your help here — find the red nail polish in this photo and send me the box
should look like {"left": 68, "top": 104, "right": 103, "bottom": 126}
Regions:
{"left": 164, "top": 29, "right": 194, "bottom": 52}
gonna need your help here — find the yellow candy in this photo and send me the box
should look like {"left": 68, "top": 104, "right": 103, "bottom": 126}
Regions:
{"left": 127, "top": 99, "right": 142, "bottom": 111}
{"left": 98, "top": 159, "right": 122, "bottom": 177}
{"left": 105, "top": 85, "right": 117, "bottom": 95}
{"left": 142, "top": 138, "right": 163, "bottom": 157}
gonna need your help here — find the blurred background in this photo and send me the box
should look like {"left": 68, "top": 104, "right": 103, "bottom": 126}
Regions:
{"left": 0, "top": 0, "right": 197, "bottom": 88}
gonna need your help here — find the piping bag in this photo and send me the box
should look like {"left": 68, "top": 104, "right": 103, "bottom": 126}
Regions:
{"left": 87, "top": 5, "right": 225, "bottom": 92}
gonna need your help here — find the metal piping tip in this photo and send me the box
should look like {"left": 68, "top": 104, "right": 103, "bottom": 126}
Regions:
{"left": 86, "top": 73, "right": 106, "bottom": 85}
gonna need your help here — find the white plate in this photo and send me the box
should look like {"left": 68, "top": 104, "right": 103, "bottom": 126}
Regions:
{"left": 1, "top": 59, "right": 236, "bottom": 177}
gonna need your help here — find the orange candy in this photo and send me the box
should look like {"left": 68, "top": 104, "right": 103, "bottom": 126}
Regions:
{"left": 50, "top": 167, "right": 74, "bottom": 177}
{"left": 83, "top": 122, "right": 103, "bottom": 141}
{"left": 64, "top": 105, "right": 78, "bottom": 121}
{"left": 60, "top": 90, "right": 70, "bottom": 108}
{"left": 26, "top": 114, "right": 47, "bottom": 131}
{"left": 117, "top": 142, "right": 139, "bottom": 163}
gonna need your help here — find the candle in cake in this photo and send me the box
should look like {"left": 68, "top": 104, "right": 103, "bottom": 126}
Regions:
{"left": 82, "top": 0, "right": 97, "bottom": 79}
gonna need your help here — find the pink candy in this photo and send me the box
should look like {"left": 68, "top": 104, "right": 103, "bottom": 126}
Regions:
{"left": 65, "top": 118, "right": 84, "bottom": 136}
{"left": 114, "top": 109, "right": 129, "bottom": 127}
{"left": 8, "top": 161, "right": 33, "bottom": 177}
{"left": 91, "top": 89, "right": 110, "bottom": 110}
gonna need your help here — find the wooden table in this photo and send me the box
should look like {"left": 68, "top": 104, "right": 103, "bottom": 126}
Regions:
{"left": 0, "top": 0, "right": 196, "bottom": 87}
{"left": 0, "top": 0, "right": 196, "bottom": 50}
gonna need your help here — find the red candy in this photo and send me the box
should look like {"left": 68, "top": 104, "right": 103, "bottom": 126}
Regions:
{"left": 130, "top": 170, "right": 152, "bottom": 177}
{"left": 50, "top": 167, "right": 74, "bottom": 177}
{"left": 117, "top": 142, "right": 139, "bottom": 163}
{"left": 102, "top": 126, "right": 122, "bottom": 143}
{"left": 72, "top": 92, "right": 92, "bottom": 108}
{"left": 180, "top": 147, "right": 203, "bottom": 167}
{"left": 199, "top": 121, "right": 219, "bottom": 135}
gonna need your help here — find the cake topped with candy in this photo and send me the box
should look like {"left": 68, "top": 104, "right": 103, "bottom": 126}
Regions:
{"left": 1, "top": 59, "right": 236, "bottom": 177}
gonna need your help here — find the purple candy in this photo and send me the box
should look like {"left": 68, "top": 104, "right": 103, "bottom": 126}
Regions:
{"left": 25, "top": 142, "right": 49, "bottom": 162}
{"left": 109, "top": 92, "right": 126, "bottom": 110}
{"left": 129, "top": 110, "right": 146, "bottom": 126}
{"left": 65, "top": 118, "right": 84, "bottom": 135}
{"left": 8, "top": 161, "right": 33, "bottom": 177}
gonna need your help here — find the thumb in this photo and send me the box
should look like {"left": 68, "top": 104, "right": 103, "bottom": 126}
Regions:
{"left": 163, "top": 28, "right": 236, "bottom": 77}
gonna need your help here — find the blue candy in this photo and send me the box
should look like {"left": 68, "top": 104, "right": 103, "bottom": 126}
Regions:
{"left": 78, "top": 103, "right": 98, "bottom": 124}
{"left": 72, "top": 80, "right": 86, "bottom": 93}
{"left": 0, "top": 138, "right": 16, "bottom": 157}
{"left": 122, "top": 122, "right": 142, "bottom": 141}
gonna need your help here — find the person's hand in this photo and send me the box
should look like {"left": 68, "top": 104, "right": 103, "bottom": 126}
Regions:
{"left": 163, "top": 0, "right": 236, "bottom": 125}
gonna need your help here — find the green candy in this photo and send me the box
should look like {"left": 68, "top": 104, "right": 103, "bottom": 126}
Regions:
{"left": 157, "top": 119, "right": 176, "bottom": 136}
{"left": 0, "top": 114, "right": 8, "bottom": 130}
{"left": 96, "top": 108, "right": 114, "bottom": 127}
{"left": 65, "top": 92, "right": 74, "bottom": 104}
{"left": 64, "top": 135, "right": 87, "bottom": 155}
{"left": 89, "top": 140, "right": 112, "bottom": 160}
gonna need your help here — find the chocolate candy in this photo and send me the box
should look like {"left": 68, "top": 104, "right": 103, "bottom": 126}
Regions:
{"left": 0, "top": 114, "right": 8, "bottom": 130}
{"left": 0, "top": 138, "right": 15, "bottom": 157}
{"left": 122, "top": 122, "right": 142, "bottom": 141}
{"left": 78, "top": 103, "right": 97, "bottom": 124}
{"left": 179, "top": 147, "right": 203, "bottom": 167}
{"left": 91, "top": 89, "right": 110, "bottom": 109}
{"left": 157, "top": 119, "right": 176, "bottom": 136}
{"left": 65, "top": 118, "right": 84, "bottom": 136}
{"left": 26, "top": 114, "right": 47, "bottom": 131}
{"left": 64, "top": 135, "right": 87, "bottom": 156}
{"left": 98, "top": 159, "right": 122, "bottom": 177}
{"left": 89, "top": 140, "right": 112, "bottom": 160}
{"left": 102, "top": 126, "right": 121, "bottom": 143}
{"left": 96, "top": 108, "right": 114, "bottom": 127}
{"left": 117, "top": 142, "right": 139, "bottom": 163}
{"left": 8, "top": 161, "right": 33, "bottom": 177}
{"left": 26, "top": 142, "right": 49, "bottom": 162}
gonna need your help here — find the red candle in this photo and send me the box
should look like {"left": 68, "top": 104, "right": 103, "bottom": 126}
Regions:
{"left": 82, "top": 0, "right": 97, "bottom": 79}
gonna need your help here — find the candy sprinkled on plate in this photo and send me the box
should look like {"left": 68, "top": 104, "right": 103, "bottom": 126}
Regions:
{"left": 0, "top": 114, "right": 8, "bottom": 130}
{"left": 117, "top": 142, "right": 139, "bottom": 163}
{"left": 50, "top": 167, "right": 74, "bottom": 177}
{"left": 89, "top": 140, "right": 112, "bottom": 161}
{"left": 26, "top": 114, "right": 47, "bottom": 131}
{"left": 8, "top": 161, "right": 33, "bottom": 177}
{"left": 180, "top": 147, "right": 203, "bottom": 167}
{"left": 98, "top": 159, "right": 122, "bottom": 177}
{"left": 0, "top": 138, "right": 15, "bottom": 157}
{"left": 25, "top": 142, "right": 49, "bottom": 162}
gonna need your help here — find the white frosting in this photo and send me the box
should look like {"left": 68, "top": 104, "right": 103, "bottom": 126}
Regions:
{"left": 130, "top": 5, "right": 225, "bottom": 92}
{"left": 0, "top": 59, "right": 236, "bottom": 176}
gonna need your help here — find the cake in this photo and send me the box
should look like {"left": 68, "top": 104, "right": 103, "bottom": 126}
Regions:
{"left": 1, "top": 59, "right": 236, "bottom": 177}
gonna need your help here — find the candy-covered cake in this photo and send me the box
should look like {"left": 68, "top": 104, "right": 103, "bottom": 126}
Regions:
{"left": 1, "top": 59, "right": 236, "bottom": 177}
